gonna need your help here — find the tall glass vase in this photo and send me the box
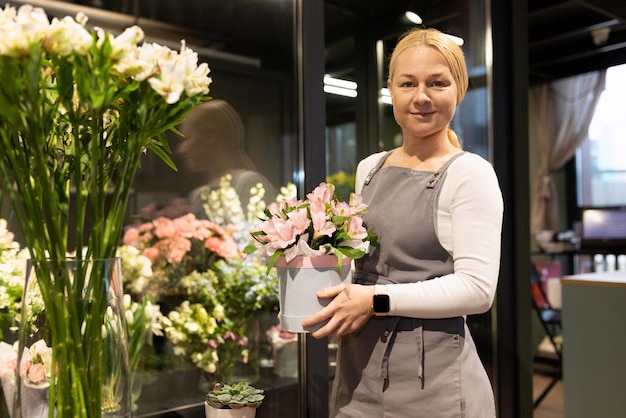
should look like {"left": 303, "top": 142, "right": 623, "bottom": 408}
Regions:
{"left": 12, "top": 258, "right": 131, "bottom": 418}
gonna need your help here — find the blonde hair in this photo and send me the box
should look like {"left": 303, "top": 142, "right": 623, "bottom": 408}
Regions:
{"left": 388, "top": 28, "right": 468, "bottom": 148}
{"left": 183, "top": 100, "right": 245, "bottom": 148}
{"left": 182, "top": 100, "right": 255, "bottom": 170}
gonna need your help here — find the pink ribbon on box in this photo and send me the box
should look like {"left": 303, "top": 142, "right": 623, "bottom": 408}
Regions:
{"left": 275, "top": 254, "right": 352, "bottom": 269}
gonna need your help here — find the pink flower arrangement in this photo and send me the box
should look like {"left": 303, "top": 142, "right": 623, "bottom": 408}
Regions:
{"left": 21, "top": 340, "right": 52, "bottom": 388}
{"left": 122, "top": 213, "right": 240, "bottom": 294}
{"left": 24, "top": 361, "right": 47, "bottom": 385}
{"left": 266, "top": 324, "right": 297, "bottom": 347}
{"left": 245, "top": 182, "right": 379, "bottom": 269}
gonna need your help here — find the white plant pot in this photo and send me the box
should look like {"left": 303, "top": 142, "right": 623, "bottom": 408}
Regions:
{"left": 275, "top": 255, "right": 352, "bottom": 333}
{"left": 205, "top": 402, "right": 257, "bottom": 418}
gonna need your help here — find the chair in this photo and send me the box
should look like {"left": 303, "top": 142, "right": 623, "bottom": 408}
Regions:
{"left": 530, "top": 262, "right": 563, "bottom": 409}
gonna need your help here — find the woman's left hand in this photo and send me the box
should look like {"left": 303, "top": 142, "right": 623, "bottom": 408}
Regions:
{"left": 301, "top": 283, "right": 375, "bottom": 339}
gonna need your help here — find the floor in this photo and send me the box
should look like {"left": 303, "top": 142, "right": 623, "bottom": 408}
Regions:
{"left": 533, "top": 373, "right": 564, "bottom": 418}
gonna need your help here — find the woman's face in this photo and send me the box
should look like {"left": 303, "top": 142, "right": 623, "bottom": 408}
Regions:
{"left": 178, "top": 124, "right": 214, "bottom": 172}
{"left": 387, "top": 45, "right": 458, "bottom": 142}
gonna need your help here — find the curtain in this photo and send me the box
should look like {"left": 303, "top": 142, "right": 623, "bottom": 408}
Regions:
{"left": 530, "top": 70, "right": 607, "bottom": 234}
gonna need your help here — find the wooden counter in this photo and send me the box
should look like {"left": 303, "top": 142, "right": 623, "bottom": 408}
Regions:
{"left": 561, "top": 271, "right": 626, "bottom": 418}
{"left": 561, "top": 271, "right": 626, "bottom": 288}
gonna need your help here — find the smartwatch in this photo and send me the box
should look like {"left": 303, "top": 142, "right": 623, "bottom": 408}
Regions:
{"left": 372, "top": 294, "right": 390, "bottom": 315}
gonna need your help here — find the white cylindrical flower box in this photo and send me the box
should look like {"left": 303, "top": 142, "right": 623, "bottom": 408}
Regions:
{"left": 275, "top": 255, "right": 352, "bottom": 333}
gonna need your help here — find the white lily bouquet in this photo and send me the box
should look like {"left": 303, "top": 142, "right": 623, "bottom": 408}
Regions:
{"left": 0, "top": 4, "right": 212, "bottom": 417}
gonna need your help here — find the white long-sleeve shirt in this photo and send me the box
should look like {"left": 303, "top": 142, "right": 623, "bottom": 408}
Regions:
{"left": 355, "top": 151, "right": 504, "bottom": 318}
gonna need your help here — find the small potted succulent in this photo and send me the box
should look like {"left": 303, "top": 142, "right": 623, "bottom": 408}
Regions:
{"left": 205, "top": 382, "right": 265, "bottom": 418}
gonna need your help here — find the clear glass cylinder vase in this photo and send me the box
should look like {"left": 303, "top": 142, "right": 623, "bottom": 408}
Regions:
{"left": 12, "top": 258, "right": 131, "bottom": 418}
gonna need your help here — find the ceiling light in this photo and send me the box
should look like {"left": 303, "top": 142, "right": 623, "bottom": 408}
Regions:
{"left": 380, "top": 88, "right": 392, "bottom": 105}
{"left": 323, "top": 76, "right": 357, "bottom": 90}
{"left": 404, "top": 11, "right": 422, "bottom": 25}
{"left": 324, "top": 76, "right": 358, "bottom": 97}
{"left": 446, "top": 33, "right": 464, "bottom": 46}
{"left": 324, "top": 85, "right": 358, "bottom": 98}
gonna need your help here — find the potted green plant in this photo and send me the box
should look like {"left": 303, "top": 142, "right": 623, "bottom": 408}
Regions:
{"left": 205, "top": 382, "right": 264, "bottom": 418}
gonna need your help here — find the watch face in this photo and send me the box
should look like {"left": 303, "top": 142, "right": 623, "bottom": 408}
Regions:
{"left": 373, "top": 294, "right": 390, "bottom": 313}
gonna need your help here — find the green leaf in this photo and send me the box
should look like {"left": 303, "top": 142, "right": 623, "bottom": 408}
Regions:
{"left": 336, "top": 246, "right": 365, "bottom": 260}
{"left": 147, "top": 142, "right": 177, "bottom": 171}
{"left": 266, "top": 251, "right": 283, "bottom": 274}
{"left": 243, "top": 241, "right": 257, "bottom": 255}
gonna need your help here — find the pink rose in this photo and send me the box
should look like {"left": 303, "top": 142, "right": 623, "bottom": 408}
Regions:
{"left": 26, "top": 363, "right": 47, "bottom": 384}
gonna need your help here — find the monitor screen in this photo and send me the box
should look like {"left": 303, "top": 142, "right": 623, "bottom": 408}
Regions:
{"left": 581, "top": 208, "right": 626, "bottom": 247}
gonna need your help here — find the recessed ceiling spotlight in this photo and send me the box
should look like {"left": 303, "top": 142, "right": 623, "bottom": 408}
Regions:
{"left": 404, "top": 11, "right": 422, "bottom": 25}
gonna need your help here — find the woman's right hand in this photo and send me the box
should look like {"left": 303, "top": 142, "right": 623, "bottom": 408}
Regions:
{"left": 301, "top": 283, "right": 375, "bottom": 339}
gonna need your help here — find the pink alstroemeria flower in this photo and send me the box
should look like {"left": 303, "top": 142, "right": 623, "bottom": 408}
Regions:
{"left": 311, "top": 207, "right": 336, "bottom": 239}
{"left": 260, "top": 217, "right": 298, "bottom": 251}
{"left": 349, "top": 193, "right": 368, "bottom": 214}
{"left": 286, "top": 207, "right": 310, "bottom": 235}
{"left": 331, "top": 200, "right": 351, "bottom": 217}
{"left": 244, "top": 180, "right": 378, "bottom": 267}
{"left": 268, "top": 198, "right": 300, "bottom": 219}
{"left": 307, "top": 182, "right": 334, "bottom": 213}
{"left": 345, "top": 216, "right": 368, "bottom": 241}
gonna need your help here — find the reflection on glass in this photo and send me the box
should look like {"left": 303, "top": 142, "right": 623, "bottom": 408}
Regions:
{"left": 178, "top": 100, "right": 279, "bottom": 219}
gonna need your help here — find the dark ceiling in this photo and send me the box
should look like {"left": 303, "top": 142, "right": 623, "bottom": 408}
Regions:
{"left": 323, "top": 0, "right": 626, "bottom": 84}
{"left": 528, "top": 0, "right": 626, "bottom": 84}
{"left": 10, "top": 0, "right": 626, "bottom": 85}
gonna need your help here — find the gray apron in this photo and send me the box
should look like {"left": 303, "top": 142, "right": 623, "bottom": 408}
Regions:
{"left": 330, "top": 152, "right": 495, "bottom": 418}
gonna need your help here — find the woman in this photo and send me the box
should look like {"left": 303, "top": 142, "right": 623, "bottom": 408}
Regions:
{"left": 178, "top": 100, "right": 278, "bottom": 218}
{"left": 302, "top": 28, "right": 503, "bottom": 417}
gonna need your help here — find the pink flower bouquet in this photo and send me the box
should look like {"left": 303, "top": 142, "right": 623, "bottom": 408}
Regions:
{"left": 245, "top": 182, "right": 379, "bottom": 270}
{"left": 19, "top": 340, "right": 52, "bottom": 390}
{"left": 122, "top": 213, "right": 240, "bottom": 295}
